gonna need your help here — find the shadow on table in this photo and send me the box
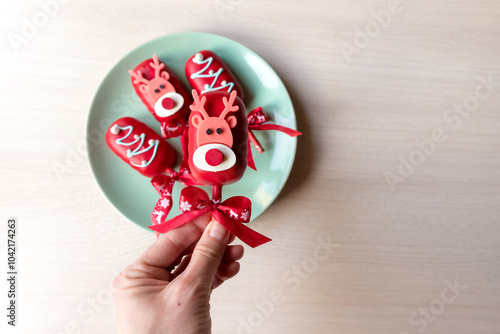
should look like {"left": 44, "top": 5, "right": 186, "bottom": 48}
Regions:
{"left": 274, "top": 80, "right": 315, "bottom": 203}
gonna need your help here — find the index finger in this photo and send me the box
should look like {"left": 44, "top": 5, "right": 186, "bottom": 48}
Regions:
{"left": 137, "top": 212, "right": 211, "bottom": 268}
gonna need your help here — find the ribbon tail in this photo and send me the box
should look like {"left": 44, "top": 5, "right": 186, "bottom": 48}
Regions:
{"left": 247, "top": 140, "right": 257, "bottom": 171}
{"left": 151, "top": 177, "right": 175, "bottom": 238}
{"left": 149, "top": 206, "right": 212, "bottom": 234}
{"left": 151, "top": 191, "right": 173, "bottom": 223}
{"left": 212, "top": 211, "right": 272, "bottom": 248}
{"left": 248, "top": 129, "right": 265, "bottom": 154}
{"left": 250, "top": 124, "right": 302, "bottom": 137}
{"left": 160, "top": 122, "right": 168, "bottom": 139}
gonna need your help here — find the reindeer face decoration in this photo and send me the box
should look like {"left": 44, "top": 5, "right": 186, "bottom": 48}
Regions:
{"left": 188, "top": 90, "right": 248, "bottom": 186}
{"left": 128, "top": 55, "right": 190, "bottom": 121}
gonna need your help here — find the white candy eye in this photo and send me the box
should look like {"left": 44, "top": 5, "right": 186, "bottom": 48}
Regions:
{"left": 134, "top": 135, "right": 139, "bottom": 140}
{"left": 192, "top": 143, "right": 236, "bottom": 172}
{"left": 221, "top": 80, "right": 227, "bottom": 85}
{"left": 204, "top": 84, "right": 210, "bottom": 90}
{"left": 154, "top": 92, "right": 184, "bottom": 118}
{"left": 209, "top": 70, "right": 214, "bottom": 75}
{"left": 148, "top": 139, "right": 154, "bottom": 145}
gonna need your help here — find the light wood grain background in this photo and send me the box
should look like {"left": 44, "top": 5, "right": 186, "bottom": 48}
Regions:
{"left": 1, "top": 0, "right": 499, "bottom": 333}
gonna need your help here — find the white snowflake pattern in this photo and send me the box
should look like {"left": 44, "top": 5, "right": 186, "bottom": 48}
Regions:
{"left": 229, "top": 210, "right": 239, "bottom": 220}
{"left": 160, "top": 198, "right": 170, "bottom": 208}
{"left": 180, "top": 201, "right": 192, "bottom": 212}
{"left": 240, "top": 210, "right": 250, "bottom": 222}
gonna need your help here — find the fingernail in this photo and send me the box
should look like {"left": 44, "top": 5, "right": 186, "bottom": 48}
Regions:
{"left": 209, "top": 220, "right": 228, "bottom": 241}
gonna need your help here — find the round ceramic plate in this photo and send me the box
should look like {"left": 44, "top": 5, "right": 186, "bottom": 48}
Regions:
{"left": 87, "top": 32, "right": 297, "bottom": 231}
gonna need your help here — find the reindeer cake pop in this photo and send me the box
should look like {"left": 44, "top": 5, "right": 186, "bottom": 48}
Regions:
{"left": 188, "top": 90, "right": 248, "bottom": 193}
{"left": 148, "top": 90, "right": 271, "bottom": 248}
{"left": 129, "top": 55, "right": 192, "bottom": 138}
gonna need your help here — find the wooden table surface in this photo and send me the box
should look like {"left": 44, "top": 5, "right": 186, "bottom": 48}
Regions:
{"left": 1, "top": 0, "right": 499, "bottom": 333}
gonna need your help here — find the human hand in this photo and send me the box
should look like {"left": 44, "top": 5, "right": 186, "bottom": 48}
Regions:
{"left": 112, "top": 214, "right": 244, "bottom": 334}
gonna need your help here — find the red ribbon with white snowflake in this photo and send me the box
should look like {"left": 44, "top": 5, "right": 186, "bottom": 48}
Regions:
{"left": 149, "top": 186, "right": 272, "bottom": 248}
{"left": 151, "top": 170, "right": 196, "bottom": 225}
{"left": 151, "top": 130, "right": 199, "bottom": 231}
{"left": 247, "top": 107, "right": 302, "bottom": 170}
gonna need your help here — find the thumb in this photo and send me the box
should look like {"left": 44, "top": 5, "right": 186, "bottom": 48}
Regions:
{"left": 184, "top": 219, "right": 229, "bottom": 289}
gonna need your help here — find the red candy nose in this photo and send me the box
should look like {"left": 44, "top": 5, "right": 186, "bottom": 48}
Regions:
{"left": 162, "top": 97, "right": 175, "bottom": 109}
{"left": 205, "top": 148, "right": 224, "bottom": 166}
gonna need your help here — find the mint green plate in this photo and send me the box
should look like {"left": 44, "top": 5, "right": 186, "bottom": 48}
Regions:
{"left": 87, "top": 32, "right": 297, "bottom": 231}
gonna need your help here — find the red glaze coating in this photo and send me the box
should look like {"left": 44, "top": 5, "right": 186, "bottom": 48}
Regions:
{"left": 185, "top": 50, "right": 245, "bottom": 101}
{"left": 129, "top": 56, "right": 192, "bottom": 124}
{"left": 106, "top": 117, "right": 176, "bottom": 178}
{"left": 188, "top": 91, "right": 248, "bottom": 186}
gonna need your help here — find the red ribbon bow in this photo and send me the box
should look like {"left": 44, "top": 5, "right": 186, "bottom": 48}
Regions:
{"left": 149, "top": 186, "right": 272, "bottom": 248}
{"left": 160, "top": 119, "right": 187, "bottom": 139}
{"left": 248, "top": 107, "right": 302, "bottom": 136}
{"left": 247, "top": 107, "right": 302, "bottom": 170}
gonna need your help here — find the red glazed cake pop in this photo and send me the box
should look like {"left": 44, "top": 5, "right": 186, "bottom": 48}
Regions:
{"left": 129, "top": 55, "right": 192, "bottom": 138}
{"left": 185, "top": 50, "right": 245, "bottom": 101}
{"left": 187, "top": 90, "right": 248, "bottom": 187}
{"left": 148, "top": 91, "right": 271, "bottom": 247}
{"left": 106, "top": 117, "right": 176, "bottom": 178}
